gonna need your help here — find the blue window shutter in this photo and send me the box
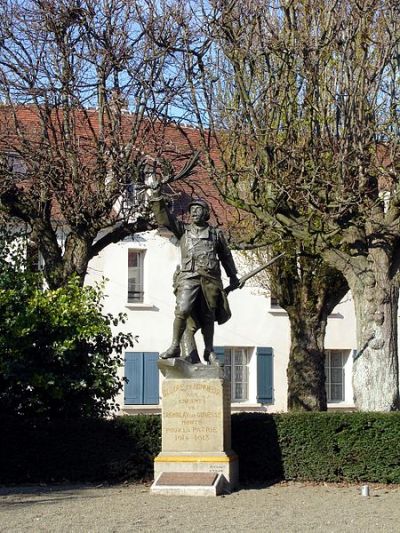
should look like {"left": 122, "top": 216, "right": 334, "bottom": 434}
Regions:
{"left": 257, "top": 347, "right": 273, "bottom": 403}
{"left": 143, "top": 352, "right": 160, "bottom": 405}
{"left": 214, "top": 346, "right": 225, "bottom": 364}
{"left": 124, "top": 352, "right": 144, "bottom": 404}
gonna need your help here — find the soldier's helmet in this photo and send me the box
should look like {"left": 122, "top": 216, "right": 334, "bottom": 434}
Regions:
{"left": 188, "top": 198, "right": 210, "bottom": 221}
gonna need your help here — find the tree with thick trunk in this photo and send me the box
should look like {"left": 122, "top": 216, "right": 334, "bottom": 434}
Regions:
{"left": 175, "top": 0, "right": 400, "bottom": 410}
{"left": 323, "top": 246, "right": 400, "bottom": 410}
{"left": 251, "top": 244, "right": 348, "bottom": 410}
{"left": 277, "top": 253, "right": 348, "bottom": 411}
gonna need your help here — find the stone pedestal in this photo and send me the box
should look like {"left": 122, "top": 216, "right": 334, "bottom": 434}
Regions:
{"left": 151, "top": 359, "right": 239, "bottom": 496}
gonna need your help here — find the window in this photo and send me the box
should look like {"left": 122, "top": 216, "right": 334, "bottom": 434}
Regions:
{"left": 224, "top": 347, "right": 250, "bottom": 401}
{"left": 121, "top": 170, "right": 153, "bottom": 214}
{"left": 325, "top": 350, "right": 348, "bottom": 402}
{"left": 128, "top": 250, "right": 144, "bottom": 303}
{"left": 269, "top": 290, "right": 282, "bottom": 309}
{"left": 123, "top": 182, "right": 141, "bottom": 211}
{"left": 215, "top": 346, "right": 273, "bottom": 404}
{"left": 270, "top": 294, "right": 280, "bottom": 307}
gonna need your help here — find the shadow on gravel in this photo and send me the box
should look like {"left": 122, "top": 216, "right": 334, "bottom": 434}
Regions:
{"left": 0, "top": 496, "right": 87, "bottom": 509}
{"left": 0, "top": 483, "right": 92, "bottom": 494}
{"left": 0, "top": 484, "right": 110, "bottom": 510}
{"left": 236, "top": 480, "right": 283, "bottom": 492}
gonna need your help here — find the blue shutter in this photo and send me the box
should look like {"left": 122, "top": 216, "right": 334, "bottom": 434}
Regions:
{"left": 214, "top": 346, "right": 225, "bottom": 364}
{"left": 124, "top": 352, "right": 144, "bottom": 404}
{"left": 257, "top": 347, "right": 273, "bottom": 403}
{"left": 143, "top": 352, "right": 160, "bottom": 404}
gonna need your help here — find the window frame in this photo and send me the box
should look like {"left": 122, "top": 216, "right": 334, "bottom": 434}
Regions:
{"left": 325, "top": 349, "right": 348, "bottom": 403}
{"left": 270, "top": 294, "right": 280, "bottom": 308}
{"left": 223, "top": 347, "right": 251, "bottom": 402}
{"left": 127, "top": 249, "right": 145, "bottom": 304}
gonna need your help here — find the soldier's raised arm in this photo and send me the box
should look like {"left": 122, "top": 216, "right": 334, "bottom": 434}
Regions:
{"left": 149, "top": 187, "right": 185, "bottom": 240}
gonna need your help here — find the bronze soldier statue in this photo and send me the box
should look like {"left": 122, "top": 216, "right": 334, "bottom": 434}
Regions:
{"left": 151, "top": 193, "right": 240, "bottom": 364}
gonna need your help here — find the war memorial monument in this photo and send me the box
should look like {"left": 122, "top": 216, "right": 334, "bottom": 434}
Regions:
{"left": 149, "top": 192, "right": 240, "bottom": 496}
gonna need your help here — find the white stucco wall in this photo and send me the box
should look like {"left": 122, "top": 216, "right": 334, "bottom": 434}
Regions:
{"left": 87, "top": 229, "right": 358, "bottom": 412}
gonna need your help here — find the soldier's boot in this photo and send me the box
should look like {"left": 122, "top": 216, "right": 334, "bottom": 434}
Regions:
{"left": 160, "top": 317, "right": 186, "bottom": 359}
{"left": 202, "top": 320, "right": 218, "bottom": 365}
{"left": 181, "top": 317, "right": 201, "bottom": 364}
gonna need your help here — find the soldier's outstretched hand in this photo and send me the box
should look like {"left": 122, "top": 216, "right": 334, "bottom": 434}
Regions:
{"left": 230, "top": 275, "right": 241, "bottom": 290}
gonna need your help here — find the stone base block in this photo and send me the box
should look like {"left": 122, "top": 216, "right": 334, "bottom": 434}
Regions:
{"left": 151, "top": 472, "right": 226, "bottom": 497}
{"left": 153, "top": 451, "right": 239, "bottom": 493}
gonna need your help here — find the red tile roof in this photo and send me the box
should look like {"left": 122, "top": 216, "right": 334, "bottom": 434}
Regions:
{"left": 0, "top": 105, "right": 244, "bottom": 232}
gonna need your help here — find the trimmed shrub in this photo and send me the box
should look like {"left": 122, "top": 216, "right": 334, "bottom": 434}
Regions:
{"left": 1, "top": 412, "right": 400, "bottom": 485}
{"left": 0, "top": 415, "right": 161, "bottom": 484}
{"left": 232, "top": 412, "right": 400, "bottom": 483}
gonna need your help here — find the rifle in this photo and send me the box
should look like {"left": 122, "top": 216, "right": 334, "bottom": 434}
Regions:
{"left": 225, "top": 252, "right": 285, "bottom": 295}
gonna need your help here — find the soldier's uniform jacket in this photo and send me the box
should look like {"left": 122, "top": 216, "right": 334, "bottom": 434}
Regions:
{"left": 152, "top": 197, "right": 237, "bottom": 324}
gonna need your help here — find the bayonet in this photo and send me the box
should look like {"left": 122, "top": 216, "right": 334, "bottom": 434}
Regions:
{"left": 225, "top": 252, "right": 285, "bottom": 294}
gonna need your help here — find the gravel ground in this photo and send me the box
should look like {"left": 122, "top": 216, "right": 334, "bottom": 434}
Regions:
{"left": 1, "top": 482, "right": 399, "bottom": 533}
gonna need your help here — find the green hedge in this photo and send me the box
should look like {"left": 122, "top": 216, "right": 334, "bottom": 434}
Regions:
{"left": 1, "top": 412, "right": 400, "bottom": 485}
{"left": 231, "top": 412, "right": 400, "bottom": 483}
{"left": 0, "top": 415, "right": 161, "bottom": 485}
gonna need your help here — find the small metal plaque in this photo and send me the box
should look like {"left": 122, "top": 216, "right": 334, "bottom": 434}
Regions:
{"left": 156, "top": 472, "right": 217, "bottom": 486}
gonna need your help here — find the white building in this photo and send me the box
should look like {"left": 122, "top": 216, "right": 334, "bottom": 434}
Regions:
{"left": 87, "top": 226, "right": 357, "bottom": 413}
{"left": 0, "top": 108, "right": 358, "bottom": 413}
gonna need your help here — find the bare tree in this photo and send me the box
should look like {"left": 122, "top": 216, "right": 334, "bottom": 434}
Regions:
{"left": 247, "top": 242, "right": 347, "bottom": 411}
{"left": 223, "top": 226, "right": 348, "bottom": 411}
{"left": 178, "top": 0, "right": 400, "bottom": 410}
{"left": 0, "top": 0, "right": 194, "bottom": 288}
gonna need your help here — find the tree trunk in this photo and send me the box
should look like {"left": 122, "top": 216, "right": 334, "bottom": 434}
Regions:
{"left": 61, "top": 233, "right": 92, "bottom": 287}
{"left": 40, "top": 230, "right": 91, "bottom": 289}
{"left": 286, "top": 311, "right": 328, "bottom": 411}
{"left": 270, "top": 251, "right": 348, "bottom": 412}
{"left": 350, "top": 273, "right": 399, "bottom": 411}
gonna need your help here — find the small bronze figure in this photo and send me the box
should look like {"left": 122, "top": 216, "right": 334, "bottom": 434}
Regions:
{"left": 151, "top": 193, "right": 240, "bottom": 364}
